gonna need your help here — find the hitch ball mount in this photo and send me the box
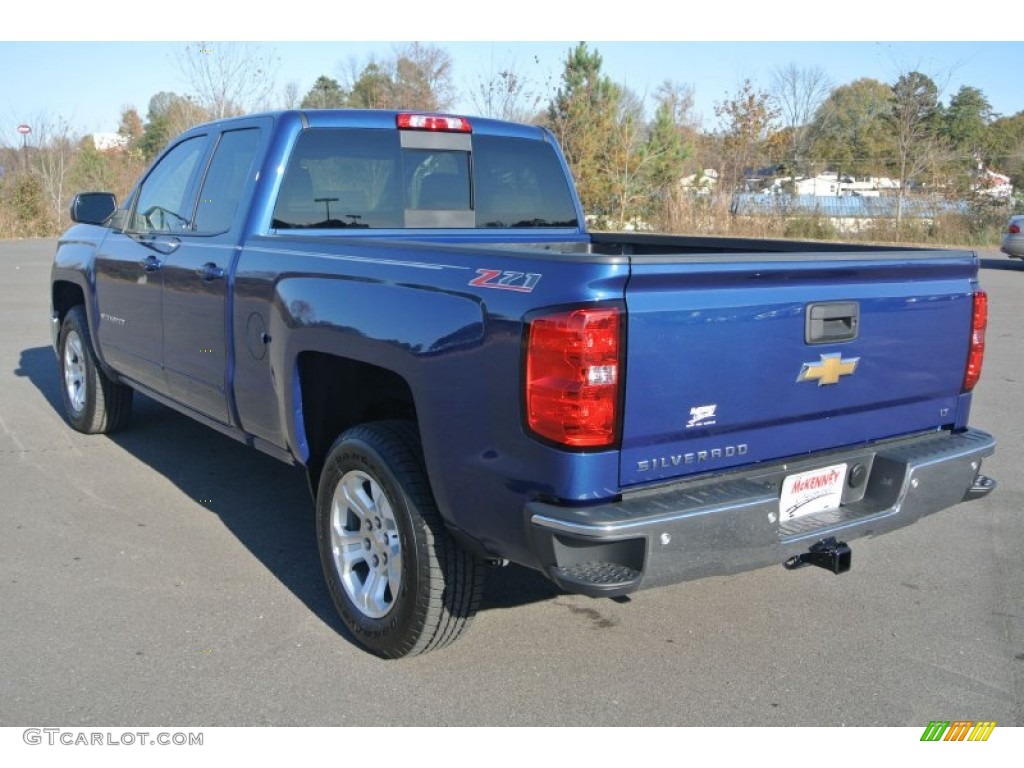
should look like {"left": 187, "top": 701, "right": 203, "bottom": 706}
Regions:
{"left": 784, "top": 537, "right": 852, "bottom": 575}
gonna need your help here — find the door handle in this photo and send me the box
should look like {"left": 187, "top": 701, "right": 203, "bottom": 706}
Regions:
{"left": 134, "top": 234, "right": 180, "bottom": 255}
{"left": 139, "top": 255, "right": 163, "bottom": 272}
{"left": 196, "top": 262, "right": 226, "bottom": 281}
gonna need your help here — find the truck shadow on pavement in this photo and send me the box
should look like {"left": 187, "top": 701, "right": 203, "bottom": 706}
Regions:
{"left": 16, "top": 346, "right": 65, "bottom": 414}
{"left": 980, "top": 257, "right": 1023, "bottom": 272}
{"left": 17, "top": 345, "right": 562, "bottom": 644}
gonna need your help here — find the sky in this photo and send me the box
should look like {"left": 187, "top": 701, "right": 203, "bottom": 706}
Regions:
{"left": 1, "top": 4, "right": 1021, "bottom": 147}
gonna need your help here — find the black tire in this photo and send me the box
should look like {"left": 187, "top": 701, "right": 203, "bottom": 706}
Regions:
{"left": 316, "top": 421, "right": 484, "bottom": 658}
{"left": 58, "top": 306, "right": 133, "bottom": 434}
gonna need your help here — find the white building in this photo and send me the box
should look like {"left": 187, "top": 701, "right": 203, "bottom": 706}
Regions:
{"left": 91, "top": 133, "right": 129, "bottom": 152}
{"left": 679, "top": 169, "right": 718, "bottom": 195}
{"left": 767, "top": 174, "right": 900, "bottom": 197}
{"left": 973, "top": 169, "right": 1013, "bottom": 199}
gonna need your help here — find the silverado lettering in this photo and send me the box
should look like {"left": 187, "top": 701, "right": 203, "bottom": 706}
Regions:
{"left": 637, "top": 444, "right": 749, "bottom": 471}
{"left": 50, "top": 109, "right": 996, "bottom": 658}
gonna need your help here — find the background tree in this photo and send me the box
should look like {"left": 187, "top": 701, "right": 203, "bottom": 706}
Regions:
{"left": 643, "top": 81, "right": 697, "bottom": 226}
{"left": 713, "top": 79, "right": 780, "bottom": 191}
{"left": 940, "top": 85, "right": 997, "bottom": 195}
{"left": 30, "top": 115, "right": 77, "bottom": 232}
{"left": 469, "top": 57, "right": 544, "bottom": 123}
{"left": 117, "top": 107, "right": 144, "bottom": 150}
{"left": 983, "top": 111, "right": 1024, "bottom": 191}
{"left": 70, "top": 131, "right": 146, "bottom": 204}
{"left": 300, "top": 75, "right": 347, "bottom": 109}
{"left": 888, "top": 70, "right": 946, "bottom": 234}
{"left": 601, "top": 88, "right": 649, "bottom": 227}
{"left": 390, "top": 43, "right": 455, "bottom": 111}
{"left": 545, "top": 43, "right": 623, "bottom": 222}
{"left": 280, "top": 81, "right": 302, "bottom": 110}
{"left": 138, "top": 92, "right": 208, "bottom": 160}
{"left": 0, "top": 172, "right": 47, "bottom": 237}
{"left": 944, "top": 86, "right": 993, "bottom": 161}
{"left": 114, "top": 106, "right": 149, "bottom": 187}
{"left": 770, "top": 63, "right": 830, "bottom": 175}
{"left": 344, "top": 59, "right": 393, "bottom": 109}
{"left": 810, "top": 78, "right": 894, "bottom": 179}
{"left": 644, "top": 82, "right": 696, "bottom": 186}
{"left": 341, "top": 44, "right": 456, "bottom": 111}
{"left": 70, "top": 137, "right": 116, "bottom": 193}
{"left": 174, "top": 41, "right": 280, "bottom": 119}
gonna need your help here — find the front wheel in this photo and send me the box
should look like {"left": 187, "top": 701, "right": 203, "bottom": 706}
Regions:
{"left": 316, "top": 421, "right": 484, "bottom": 658}
{"left": 58, "top": 306, "right": 133, "bottom": 434}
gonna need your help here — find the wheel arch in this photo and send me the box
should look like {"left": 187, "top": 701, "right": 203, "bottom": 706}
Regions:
{"left": 297, "top": 351, "right": 418, "bottom": 493}
{"left": 52, "top": 279, "right": 86, "bottom": 325}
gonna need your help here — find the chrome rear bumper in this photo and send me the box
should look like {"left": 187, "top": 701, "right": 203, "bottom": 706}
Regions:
{"left": 528, "top": 429, "right": 996, "bottom": 596}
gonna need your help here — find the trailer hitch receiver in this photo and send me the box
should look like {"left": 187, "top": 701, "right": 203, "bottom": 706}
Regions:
{"left": 783, "top": 537, "right": 851, "bottom": 575}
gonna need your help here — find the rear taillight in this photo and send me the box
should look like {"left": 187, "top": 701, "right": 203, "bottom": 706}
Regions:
{"left": 1009, "top": 222, "right": 1020, "bottom": 234}
{"left": 963, "top": 290, "right": 987, "bottom": 392}
{"left": 525, "top": 307, "right": 622, "bottom": 448}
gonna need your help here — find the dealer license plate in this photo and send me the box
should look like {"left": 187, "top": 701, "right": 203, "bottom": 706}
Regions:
{"left": 779, "top": 463, "right": 848, "bottom": 522}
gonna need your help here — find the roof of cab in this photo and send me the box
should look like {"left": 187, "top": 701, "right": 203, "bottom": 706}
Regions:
{"left": 183, "top": 108, "right": 549, "bottom": 142}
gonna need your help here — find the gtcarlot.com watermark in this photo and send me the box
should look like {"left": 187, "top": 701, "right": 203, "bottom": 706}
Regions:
{"left": 23, "top": 728, "right": 203, "bottom": 747}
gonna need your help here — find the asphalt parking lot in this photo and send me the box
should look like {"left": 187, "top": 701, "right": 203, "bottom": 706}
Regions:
{"left": 0, "top": 238, "right": 1021, "bottom": 727}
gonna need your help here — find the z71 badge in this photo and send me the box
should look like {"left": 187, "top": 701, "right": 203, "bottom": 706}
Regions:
{"left": 469, "top": 269, "right": 542, "bottom": 293}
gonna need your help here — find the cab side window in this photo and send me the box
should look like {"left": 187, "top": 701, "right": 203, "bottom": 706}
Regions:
{"left": 131, "top": 136, "right": 206, "bottom": 232}
{"left": 193, "top": 128, "right": 262, "bottom": 233}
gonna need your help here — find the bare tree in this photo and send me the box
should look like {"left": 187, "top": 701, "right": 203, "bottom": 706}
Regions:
{"left": 771, "top": 63, "right": 831, "bottom": 174}
{"left": 469, "top": 55, "right": 543, "bottom": 122}
{"left": 30, "top": 114, "right": 78, "bottom": 231}
{"left": 174, "top": 42, "right": 280, "bottom": 119}
{"left": 281, "top": 81, "right": 301, "bottom": 110}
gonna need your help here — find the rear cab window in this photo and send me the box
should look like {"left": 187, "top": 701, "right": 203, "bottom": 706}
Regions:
{"left": 271, "top": 119, "right": 579, "bottom": 231}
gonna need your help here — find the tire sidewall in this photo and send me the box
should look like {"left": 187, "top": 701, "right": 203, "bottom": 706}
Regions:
{"left": 59, "top": 309, "right": 97, "bottom": 432}
{"left": 316, "top": 431, "right": 428, "bottom": 657}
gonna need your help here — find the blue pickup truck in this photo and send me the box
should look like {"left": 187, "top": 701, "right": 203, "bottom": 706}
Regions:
{"left": 51, "top": 109, "right": 996, "bottom": 658}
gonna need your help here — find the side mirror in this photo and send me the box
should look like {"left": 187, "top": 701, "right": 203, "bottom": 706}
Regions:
{"left": 70, "top": 192, "right": 117, "bottom": 225}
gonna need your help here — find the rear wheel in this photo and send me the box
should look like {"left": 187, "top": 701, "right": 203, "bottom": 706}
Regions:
{"left": 316, "top": 421, "right": 484, "bottom": 658}
{"left": 58, "top": 306, "right": 133, "bottom": 434}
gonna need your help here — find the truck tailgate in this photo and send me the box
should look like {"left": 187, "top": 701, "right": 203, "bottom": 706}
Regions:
{"left": 620, "top": 250, "right": 979, "bottom": 487}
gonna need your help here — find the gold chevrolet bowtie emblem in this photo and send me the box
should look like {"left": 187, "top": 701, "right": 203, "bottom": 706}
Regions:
{"left": 797, "top": 353, "right": 860, "bottom": 386}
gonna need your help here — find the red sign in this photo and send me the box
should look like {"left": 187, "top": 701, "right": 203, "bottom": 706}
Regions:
{"left": 17, "top": 124, "right": 31, "bottom": 135}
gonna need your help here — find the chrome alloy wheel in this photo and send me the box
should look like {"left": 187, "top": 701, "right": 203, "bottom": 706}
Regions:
{"left": 330, "top": 470, "right": 403, "bottom": 619}
{"left": 63, "top": 329, "right": 87, "bottom": 415}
